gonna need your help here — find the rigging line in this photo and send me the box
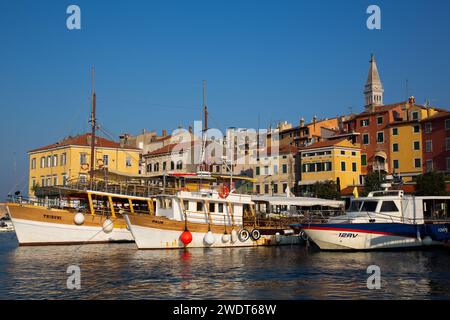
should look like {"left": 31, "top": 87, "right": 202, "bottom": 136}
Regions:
{"left": 7, "top": 172, "right": 28, "bottom": 196}
{"left": 96, "top": 125, "right": 141, "bottom": 163}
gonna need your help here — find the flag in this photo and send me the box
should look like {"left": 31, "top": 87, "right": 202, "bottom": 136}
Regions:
{"left": 352, "top": 186, "right": 359, "bottom": 199}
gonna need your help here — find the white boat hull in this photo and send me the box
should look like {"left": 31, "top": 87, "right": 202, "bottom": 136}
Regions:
{"left": 125, "top": 216, "right": 301, "bottom": 249}
{"left": 11, "top": 218, "right": 134, "bottom": 245}
{"left": 304, "top": 228, "right": 422, "bottom": 250}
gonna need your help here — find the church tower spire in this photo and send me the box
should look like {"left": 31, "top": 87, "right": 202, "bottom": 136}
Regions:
{"left": 364, "top": 53, "right": 384, "bottom": 111}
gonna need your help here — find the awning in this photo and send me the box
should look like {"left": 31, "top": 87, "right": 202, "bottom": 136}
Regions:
{"left": 251, "top": 195, "right": 344, "bottom": 208}
{"left": 298, "top": 179, "right": 332, "bottom": 186}
{"left": 374, "top": 151, "right": 387, "bottom": 159}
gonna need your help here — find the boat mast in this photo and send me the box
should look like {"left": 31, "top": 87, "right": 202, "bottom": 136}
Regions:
{"left": 90, "top": 67, "right": 96, "bottom": 181}
{"left": 200, "top": 80, "right": 208, "bottom": 172}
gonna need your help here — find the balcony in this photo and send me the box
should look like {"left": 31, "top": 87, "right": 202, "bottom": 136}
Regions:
{"left": 372, "top": 162, "right": 388, "bottom": 172}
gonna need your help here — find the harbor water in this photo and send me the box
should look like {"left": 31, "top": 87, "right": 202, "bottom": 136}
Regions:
{"left": 0, "top": 232, "right": 449, "bottom": 300}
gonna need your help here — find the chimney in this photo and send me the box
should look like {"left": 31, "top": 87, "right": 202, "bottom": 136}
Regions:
{"left": 313, "top": 115, "right": 317, "bottom": 130}
{"left": 188, "top": 125, "right": 193, "bottom": 134}
{"left": 162, "top": 129, "right": 167, "bottom": 137}
{"left": 408, "top": 96, "right": 415, "bottom": 105}
{"left": 300, "top": 117, "right": 305, "bottom": 127}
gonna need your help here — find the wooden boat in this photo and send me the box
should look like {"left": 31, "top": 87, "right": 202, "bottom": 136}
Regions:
{"left": 124, "top": 189, "right": 305, "bottom": 249}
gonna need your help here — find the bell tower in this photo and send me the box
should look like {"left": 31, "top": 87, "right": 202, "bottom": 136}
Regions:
{"left": 364, "top": 54, "right": 384, "bottom": 111}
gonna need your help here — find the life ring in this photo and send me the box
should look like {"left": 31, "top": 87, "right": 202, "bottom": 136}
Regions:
{"left": 218, "top": 185, "right": 230, "bottom": 199}
{"left": 81, "top": 163, "right": 90, "bottom": 171}
{"left": 250, "top": 229, "right": 261, "bottom": 241}
{"left": 238, "top": 228, "right": 250, "bottom": 242}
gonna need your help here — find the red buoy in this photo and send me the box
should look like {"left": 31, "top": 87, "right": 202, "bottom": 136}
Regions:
{"left": 180, "top": 230, "right": 193, "bottom": 246}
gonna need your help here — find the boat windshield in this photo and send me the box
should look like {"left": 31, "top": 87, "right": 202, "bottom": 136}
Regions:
{"left": 361, "top": 201, "right": 378, "bottom": 212}
{"left": 348, "top": 200, "right": 378, "bottom": 212}
{"left": 349, "top": 200, "right": 362, "bottom": 211}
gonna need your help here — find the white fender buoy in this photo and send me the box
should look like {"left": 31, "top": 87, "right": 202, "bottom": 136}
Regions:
{"left": 73, "top": 212, "right": 85, "bottom": 225}
{"left": 103, "top": 219, "right": 114, "bottom": 233}
{"left": 204, "top": 231, "right": 215, "bottom": 245}
{"left": 422, "top": 236, "right": 432, "bottom": 246}
{"left": 222, "top": 233, "right": 231, "bottom": 243}
{"left": 275, "top": 232, "right": 282, "bottom": 244}
{"left": 231, "top": 229, "right": 238, "bottom": 243}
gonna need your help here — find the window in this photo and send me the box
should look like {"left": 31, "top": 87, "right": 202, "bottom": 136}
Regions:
{"left": 126, "top": 156, "right": 132, "bottom": 167}
{"left": 264, "top": 184, "right": 269, "bottom": 194}
{"left": 255, "top": 167, "right": 260, "bottom": 176}
{"left": 425, "top": 140, "right": 433, "bottom": 153}
{"left": 273, "top": 184, "right": 278, "bottom": 194}
{"left": 264, "top": 166, "right": 269, "bottom": 175}
{"left": 282, "top": 164, "right": 287, "bottom": 174}
{"left": 62, "top": 173, "right": 68, "bottom": 186}
{"left": 447, "top": 138, "right": 450, "bottom": 151}
{"left": 362, "top": 134, "right": 369, "bottom": 145}
{"left": 392, "top": 128, "right": 398, "bottom": 136}
{"left": 40, "top": 157, "right": 46, "bottom": 168}
{"left": 377, "top": 116, "right": 383, "bottom": 124}
{"left": 163, "top": 162, "right": 167, "bottom": 171}
{"left": 376, "top": 131, "right": 384, "bottom": 143}
{"left": 147, "top": 164, "right": 152, "bottom": 173}
{"left": 361, "top": 154, "right": 367, "bottom": 166}
{"left": 324, "top": 162, "right": 332, "bottom": 171}
{"left": 380, "top": 201, "right": 399, "bottom": 212}
{"left": 53, "top": 175, "right": 58, "bottom": 186}
{"left": 154, "top": 162, "right": 159, "bottom": 171}
{"left": 256, "top": 185, "right": 260, "bottom": 194}
{"left": 341, "top": 162, "right": 346, "bottom": 171}
{"left": 61, "top": 153, "right": 67, "bottom": 166}
{"left": 360, "top": 119, "right": 369, "bottom": 127}
{"left": 351, "top": 151, "right": 356, "bottom": 156}
{"left": 176, "top": 160, "right": 183, "bottom": 170}
{"left": 361, "top": 201, "right": 378, "bottom": 212}
{"left": 413, "top": 125, "right": 420, "bottom": 133}
{"left": 446, "top": 119, "right": 450, "bottom": 130}
{"left": 209, "top": 203, "right": 215, "bottom": 213}
{"left": 103, "top": 155, "right": 109, "bottom": 166}
{"left": 425, "top": 123, "right": 432, "bottom": 133}
{"left": 393, "top": 143, "right": 399, "bottom": 152}
{"left": 352, "top": 162, "right": 357, "bottom": 172}
{"left": 80, "top": 153, "right": 87, "bottom": 165}
{"left": 393, "top": 160, "right": 399, "bottom": 169}
{"left": 196, "top": 202, "right": 203, "bottom": 212}
{"left": 414, "top": 158, "right": 421, "bottom": 168}
{"left": 170, "top": 161, "right": 175, "bottom": 170}
{"left": 47, "top": 156, "right": 52, "bottom": 168}
{"left": 413, "top": 141, "right": 420, "bottom": 150}
{"left": 31, "top": 158, "right": 36, "bottom": 170}
{"left": 52, "top": 155, "right": 58, "bottom": 167}
{"left": 340, "top": 150, "right": 345, "bottom": 155}
{"left": 426, "top": 160, "right": 433, "bottom": 172}
{"left": 447, "top": 158, "right": 450, "bottom": 171}
{"left": 79, "top": 174, "right": 87, "bottom": 183}
{"left": 41, "top": 176, "right": 45, "bottom": 186}
{"left": 411, "top": 111, "right": 419, "bottom": 121}
{"left": 282, "top": 183, "right": 288, "bottom": 193}
{"left": 46, "top": 176, "right": 51, "bottom": 186}
{"left": 218, "top": 203, "right": 224, "bottom": 213}
{"left": 273, "top": 165, "right": 278, "bottom": 175}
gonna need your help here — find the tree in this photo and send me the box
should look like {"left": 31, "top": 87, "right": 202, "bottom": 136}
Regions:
{"left": 312, "top": 181, "right": 341, "bottom": 200}
{"left": 415, "top": 171, "right": 447, "bottom": 196}
{"left": 363, "top": 171, "right": 385, "bottom": 196}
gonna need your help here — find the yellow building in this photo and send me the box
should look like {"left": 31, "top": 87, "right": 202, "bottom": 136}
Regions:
{"left": 388, "top": 101, "right": 442, "bottom": 182}
{"left": 28, "top": 133, "right": 141, "bottom": 197}
{"left": 299, "top": 139, "right": 361, "bottom": 191}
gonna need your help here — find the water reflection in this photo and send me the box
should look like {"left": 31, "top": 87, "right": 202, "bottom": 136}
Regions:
{"left": 0, "top": 233, "right": 449, "bottom": 299}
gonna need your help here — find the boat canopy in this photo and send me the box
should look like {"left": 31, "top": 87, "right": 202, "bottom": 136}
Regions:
{"left": 251, "top": 196, "right": 344, "bottom": 208}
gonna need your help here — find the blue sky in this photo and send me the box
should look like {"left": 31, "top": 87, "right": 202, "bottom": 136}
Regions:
{"left": 1, "top": 0, "right": 450, "bottom": 197}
